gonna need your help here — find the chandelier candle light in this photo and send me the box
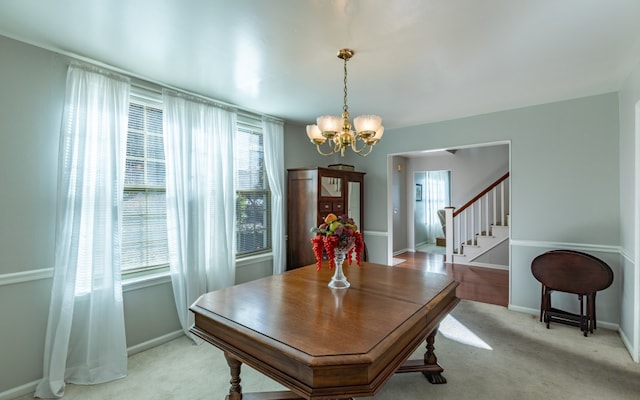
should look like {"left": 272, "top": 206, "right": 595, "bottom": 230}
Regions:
{"left": 306, "top": 48, "right": 384, "bottom": 157}
{"left": 311, "top": 213, "right": 364, "bottom": 289}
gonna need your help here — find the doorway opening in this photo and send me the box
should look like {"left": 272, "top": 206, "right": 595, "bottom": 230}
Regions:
{"left": 414, "top": 170, "right": 450, "bottom": 255}
{"left": 387, "top": 141, "right": 511, "bottom": 306}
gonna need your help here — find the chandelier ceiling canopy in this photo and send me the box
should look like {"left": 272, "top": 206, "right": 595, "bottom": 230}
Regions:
{"left": 306, "top": 48, "right": 384, "bottom": 157}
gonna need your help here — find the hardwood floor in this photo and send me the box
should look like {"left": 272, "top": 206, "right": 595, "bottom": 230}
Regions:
{"left": 394, "top": 251, "right": 509, "bottom": 307}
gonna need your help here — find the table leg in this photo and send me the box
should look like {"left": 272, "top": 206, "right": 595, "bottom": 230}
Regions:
{"left": 539, "top": 284, "right": 544, "bottom": 322}
{"left": 544, "top": 288, "right": 552, "bottom": 328}
{"left": 590, "top": 292, "right": 597, "bottom": 332}
{"left": 224, "top": 352, "right": 243, "bottom": 400}
{"left": 396, "top": 326, "right": 447, "bottom": 383}
{"left": 423, "top": 327, "right": 447, "bottom": 384}
{"left": 579, "top": 294, "right": 588, "bottom": 337}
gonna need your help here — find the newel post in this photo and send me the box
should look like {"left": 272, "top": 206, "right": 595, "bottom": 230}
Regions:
{"left": 445, "top": 207, "right": 455, "bottom": 262}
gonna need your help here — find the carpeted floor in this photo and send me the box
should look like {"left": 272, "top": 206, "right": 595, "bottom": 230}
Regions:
{"left": 18, "top": 300, "right": 640, "bottom": 400}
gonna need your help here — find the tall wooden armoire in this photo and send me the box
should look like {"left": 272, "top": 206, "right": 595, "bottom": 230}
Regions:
{"left": 286, "top": 167, "right": 365, "bottom": 270}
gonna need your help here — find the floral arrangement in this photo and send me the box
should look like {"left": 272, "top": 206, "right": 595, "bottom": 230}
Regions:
{"left": 310, "top": 213, "right": 364, "bottom": 271}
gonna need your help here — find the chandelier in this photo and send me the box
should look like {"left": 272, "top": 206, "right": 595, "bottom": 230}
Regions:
{"left": 306, "top": 48, "right": 384, "bottom": 157}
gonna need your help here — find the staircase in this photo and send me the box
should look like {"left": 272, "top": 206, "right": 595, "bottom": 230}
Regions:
{"left": 444, "top": 173, "right": 510, "bottom": 268}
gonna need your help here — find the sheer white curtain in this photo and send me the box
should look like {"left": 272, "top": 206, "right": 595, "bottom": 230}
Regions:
{"left": 163, "top": 90, "right": 237, "bottom": 341}
{"left": 35, "top": 64, "right": 130, "bottom": 398}
{"left": 425, "top": 170, "right": 451, "bottom": 243}
{"left": 262, "top": 117, "right": 285, "bottom": 275}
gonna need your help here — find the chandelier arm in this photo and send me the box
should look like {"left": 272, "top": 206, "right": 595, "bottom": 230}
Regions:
{"left": 315, "top": 142, "right": 338, "bottom": 156}
{"left": 353, "top": 140, "right": 375, "bottom": 157}
{"left": 347, "top": 142, "right": 376, "bottom": 156}
{"left": 358, "top": 145, "right": 375, "bottom": 157}
{"left": 350, "top": 134, "right": 371, "bottom": 152}
{"left": 351, "top": 134, "right": 378, "bottom": 157}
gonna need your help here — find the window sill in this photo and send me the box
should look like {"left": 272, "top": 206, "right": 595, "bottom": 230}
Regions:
{"left": 236, "top": 252, "right": 273, "bottom": 268}
{"left": 122, "top": 269, "right": 171, "bottom": 292}
{"left": 121, "top": 253, "right": 274, "bottom": 291}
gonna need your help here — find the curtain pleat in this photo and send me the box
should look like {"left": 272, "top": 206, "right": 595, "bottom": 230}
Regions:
{"left": 35, "top": 63, "right": 130, "bottom": 398}
{"left": 262, "top": 117, "right": 285, "bottom": 275}
{"left": 163, "top": 90, "right": 237, "bottom": 341}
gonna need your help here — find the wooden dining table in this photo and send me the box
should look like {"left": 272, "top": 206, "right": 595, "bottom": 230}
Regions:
{"left": 190, "top": 261, "right": 460, "bottom": 399}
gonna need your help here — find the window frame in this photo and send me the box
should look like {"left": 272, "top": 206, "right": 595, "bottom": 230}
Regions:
{"left": 235, "top": 116, "right": 272, "bottom": 258}
{"left": 121, "top": 90, "right": 169, "bottom": 277}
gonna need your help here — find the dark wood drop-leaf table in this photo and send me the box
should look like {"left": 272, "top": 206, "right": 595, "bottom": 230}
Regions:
{"left": 190, "top": 262, "right": 460, "bottom": 399}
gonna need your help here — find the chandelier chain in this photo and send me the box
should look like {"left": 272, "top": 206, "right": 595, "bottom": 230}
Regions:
{"left": 343, "top": 56, "right": 348, "bottom": 115}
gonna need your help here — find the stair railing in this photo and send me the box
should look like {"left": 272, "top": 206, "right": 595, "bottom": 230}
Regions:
{"left": 445, "top": 172, "right": 510, "bottom": 262}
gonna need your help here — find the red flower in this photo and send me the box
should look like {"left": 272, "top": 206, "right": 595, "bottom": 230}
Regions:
{"left": 311, "top": 235, "right": 325, "bottom": 271}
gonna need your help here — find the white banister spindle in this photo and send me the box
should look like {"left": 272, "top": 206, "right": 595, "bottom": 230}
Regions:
{"left": 477, "top": 197, "right": 482, "bottom": 237}
{"left": 484, "top": 193, "right": 489, "bottom": 236}
{"left": 469, "top": 207, "right": 474, "bottom": 245}
{"left": 492, "top": 189, "right": 497, "bottom": 226}
{"left": 463, "top": 211, "right": 468, "bottom": 248}
{"left": 455, "top": 212, "right": 461, "bottom": 254}
{"left": 500, "top": 182, "right": 505, "bottom": 225}
{"left": 445, "top": 207, "right": 454, "bottom": 262}
{"left": 459, "top": 211, "right": 463, "bottom": 250}
{"left": 471, "top": 201, "right": 475, "bottom": 239}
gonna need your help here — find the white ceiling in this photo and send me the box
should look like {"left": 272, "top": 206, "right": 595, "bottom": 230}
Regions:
{"left": 1, "top": 0, "right": 640, "bottom": 130}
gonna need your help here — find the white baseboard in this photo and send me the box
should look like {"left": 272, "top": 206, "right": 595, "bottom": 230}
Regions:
{"left": 127, "top": 329, "right": 184, "bottom": 356}
{"left": 459, "top": 261, "right": 509, "bottom": 270}
{"left": 507, "top": 304, "right": 538, "bottom": 315}
{"left": 618, "top": 327, "right": 638, "bottom": 362}
{"left": 393, "top": 248, "right": 410, "bottom": 257}
{"left": 362, "top": 230, "right": 387, "bottom": 237}
{"left": 0, "top": 330, "right": 186, "bottom": 400}
{"left": 0, "top": 379, "right": 40, "bottom": 400}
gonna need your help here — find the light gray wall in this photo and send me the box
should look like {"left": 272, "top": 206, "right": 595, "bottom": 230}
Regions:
{"left": 283, "top": 122, "right": 332, "bottom": 170}
{"left": 0, "top": 37, "right": 64, "bottom": 276}
{"left": 391, "top": 156, "right": 408, "bottom": 254}
{"left": 0, "top": 35, "right": 67, "bottom": 394}
{"left": 337, "top": 93, "right": 622, "bottom": 321}
{"left": 618, "top": 59, "right": 640, "bottom": 361}
{"left": 347, "top": 94, "right": 620, "bottom": 244}
{"left": 473, "top": 239, "right": 509, "bottom": 265}
{"left": 413, "top": 171, "right": 427, "bottom": 248}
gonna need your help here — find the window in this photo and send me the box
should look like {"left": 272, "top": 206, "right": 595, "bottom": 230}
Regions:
{"left": 121, "top": 94, "right": 168, "bottom": 274}
{"left": 235, "top": 116, "right": 271, "bottom": 256}
{"left": 121, "top": 93, "right": 270, "bottom": 270}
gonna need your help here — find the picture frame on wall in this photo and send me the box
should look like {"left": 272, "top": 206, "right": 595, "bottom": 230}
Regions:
{"left": 415, "top": 184, "right": 422, "bottom": 201}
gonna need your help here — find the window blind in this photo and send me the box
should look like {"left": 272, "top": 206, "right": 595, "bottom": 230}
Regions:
{"left": 121, "top": 94, "right": 169, "bottom": 272}
{"left": 235, "top": 122, "right": 271, "bottom": 256}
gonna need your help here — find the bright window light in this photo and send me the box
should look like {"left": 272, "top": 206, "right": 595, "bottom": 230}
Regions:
{"left": 439, "top": 314, "right": 493, "bottom": 350}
